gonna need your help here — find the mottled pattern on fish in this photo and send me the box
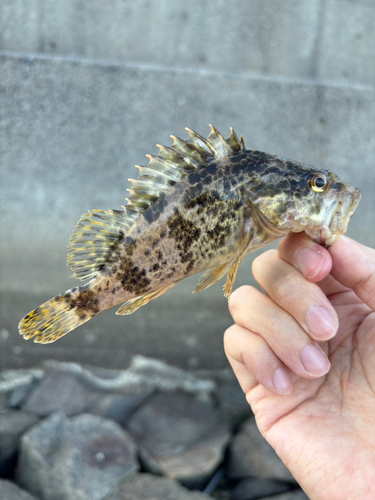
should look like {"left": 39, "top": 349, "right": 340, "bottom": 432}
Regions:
{"left": 19, "top": 126, "right": 361, "bottom": 343}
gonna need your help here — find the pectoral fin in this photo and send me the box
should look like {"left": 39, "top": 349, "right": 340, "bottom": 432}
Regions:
{"left": 193, "top": 226, "right": 254, "bottom": 297}
{"left": 223, "top": 227, "right": 254, "bottom": 298}
{"left": 116, "top": 283, "right": 176, "bottom": 315}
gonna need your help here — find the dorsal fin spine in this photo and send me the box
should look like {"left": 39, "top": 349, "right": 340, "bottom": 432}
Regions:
{"left": 170, "top": 135, "right": 206, "bottom": 164}
{"left": 156, "top": 144, "right": 198, "bottom": 172}
{"left": 207, "top": 124, "right": 232, "bottom": 158}
{"left": 227, "top": 128, "right": 242, "bottom": 152}
{"left": 185, "top": 128, "right": 215, "bottom": 156}
{"left": 135, "top": 165, "right": 175, "bottom": 184}
{"left": 129, "top": 179, "right": 168, "bottom": 194}
{"left": 150, "top": 151, "right": 186, "bottom": 173}
{"left": 168, "top": 138, "right": 199, "bottom": 166}
{"left": 146, "top": 155, "right": 184, "bottom": 181}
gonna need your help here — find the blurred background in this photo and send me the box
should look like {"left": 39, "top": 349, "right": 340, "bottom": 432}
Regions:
{"left": 1, "top": 0, "right": 374, "bottom": 371}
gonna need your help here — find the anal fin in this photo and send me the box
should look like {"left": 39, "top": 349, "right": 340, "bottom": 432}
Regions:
{"left": 192, "top": 261, "right": 232, "bottom": 294}
{"left": 116, "top": 283, "right": 176, "bottom": 315}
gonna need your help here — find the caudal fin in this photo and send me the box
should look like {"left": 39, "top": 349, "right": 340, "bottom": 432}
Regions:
{"left": 18, "top": 291, "right": 92, "bottom": 344}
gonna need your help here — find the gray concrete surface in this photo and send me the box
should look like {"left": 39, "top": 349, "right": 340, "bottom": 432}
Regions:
{"left": 1, "top": 0, "right": 374, "bottom": 85}
{"left": 318, "top": 0, "right": 375, "bottom": 85}
{"left": 0, "top": 1, "right": 374, "bottom": 371}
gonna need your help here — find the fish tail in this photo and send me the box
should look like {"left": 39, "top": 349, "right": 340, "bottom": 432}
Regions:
{"left": 18, "top": 288, "right": 95, "bottom": 344}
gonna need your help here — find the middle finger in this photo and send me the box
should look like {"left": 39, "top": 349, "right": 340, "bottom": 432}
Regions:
{"left": 252, "top": 249, "right": 339, "bottom": 341}
{"left": 229, "top": 286, "right": 331, "bottom": 378}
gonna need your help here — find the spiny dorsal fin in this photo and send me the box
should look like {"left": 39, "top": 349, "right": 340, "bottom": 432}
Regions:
{"left": 68, "top": 126, "right": 245, "bottom": 281}
{"left": 127, "top": 125, "right": 244, "bottom": 214}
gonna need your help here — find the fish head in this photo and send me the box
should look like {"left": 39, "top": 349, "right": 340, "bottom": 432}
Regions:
{"left": 242, "top": 158, "right": 361, "bottom": 247}
{"left": 300, "top": 170, "right": 361, "bottom": 246}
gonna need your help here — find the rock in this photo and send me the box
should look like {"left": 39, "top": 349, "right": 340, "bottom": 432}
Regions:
{"left": 262, "top": 490, "right": 309, "bottom": 500}
{"left": 18, "top": 412, "right": 139, "bottom": 500}
{"left": 21, "top": 371, "right": 100, "bottom": 417}
{"left": 210, "top": 490, "right": 231, "bottom": 500}
{"left": 23, "top": 361, "right": 156, "bottom": 422}
{"left": 87, "top": 391, "right": 153, "bottom": 426}
{"left": 41, "top": 358, "right": 216, "bottom": 403}
{"left": 232, "top": 478, "right": 292, "bottom": 500}
{"left": 128, "top": 356, "right": 217, "bottom": 403}
{"left": 103, "top": 473, "right": 211, "bottom": 499}
{"left": 228, "top": 417, "right": 295, "bottom": 482}
{"left": 216, "top": 379, "right": 252, "bottom": 430}
{"left": 0, "top": 479, "right": 38, "bottom": 500}
{"left": 0, "top": 410, "right": 39, "bottom": 475}
{"left": 21, "top": 358, "right": 214, "bottom": 423}
{"left": 20, "top": 357, "right": 216, "bottom": 422}
{"left": 0, "top": 369, "right": 44, "bottom": 409}
{"left": 126, "top": 392, "right": 231, "bottom": 485}
{"left": 8, "top": 383, "right": 39, "bottom": 409}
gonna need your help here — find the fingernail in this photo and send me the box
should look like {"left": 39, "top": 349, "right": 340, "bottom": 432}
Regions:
{"left": 295, "top": 248, "right": 324, "bottom": 279}
{"left": 300, "top": 344, "right": 330, "bottom": 376}
{"left": 272, "top": 367, "right": 292, "bottom": 395}
{"left": 305, "top": 306, "right": 338, "bottom": 340}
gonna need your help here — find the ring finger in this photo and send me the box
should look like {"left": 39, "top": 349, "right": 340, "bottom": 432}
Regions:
{"left": 224, "top": 323, "right": 293, "bottom": 395}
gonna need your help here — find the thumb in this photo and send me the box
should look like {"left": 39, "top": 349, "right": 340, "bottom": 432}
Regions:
{"left": 329, "top": 236, "right": 375, "bottom": 312}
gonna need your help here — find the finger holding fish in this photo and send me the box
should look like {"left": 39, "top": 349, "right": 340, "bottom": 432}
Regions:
{"left": 278, "top": 232, "right": 332, "bottom": 283}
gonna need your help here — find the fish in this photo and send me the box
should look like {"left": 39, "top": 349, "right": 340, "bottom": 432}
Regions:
{"left": 18, "top": 125, "right": 361, "bottom": 344}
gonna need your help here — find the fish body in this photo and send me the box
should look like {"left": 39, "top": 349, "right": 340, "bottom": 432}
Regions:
{"left": 19, "top": 126, "right": 361, "bottom": 343}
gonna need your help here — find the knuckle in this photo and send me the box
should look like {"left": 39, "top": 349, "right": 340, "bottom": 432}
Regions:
{"left": 229, "top": 285, "right": 253, "bottom": 316}
{"left": 277, "top": 235, "right": 293, "bottom": 261}
{"left": 357, "top": 269, "right": 375, "bottom": 307}
{"left": 269, "top": 312, "right": 294, "bottom": 338}
{"left": 273, "top": 269, "right": 298, "bottom": 301}
{"left": 252, "top": 249, "right": 277, "bottom": 277}
{"left": 223, "top": 324, "right": 238, "bottom": 352}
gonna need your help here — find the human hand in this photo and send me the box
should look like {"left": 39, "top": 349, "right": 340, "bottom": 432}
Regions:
{"left": 225, "top": 233, "right": 375, "bottom": 500}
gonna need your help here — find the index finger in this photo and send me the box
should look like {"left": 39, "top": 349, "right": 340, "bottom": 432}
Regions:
{"left": 280, "top": 233, "right": 375, "bottom": 312}
{"left": 278, "top": 232, "right": 332, "bottom": 283}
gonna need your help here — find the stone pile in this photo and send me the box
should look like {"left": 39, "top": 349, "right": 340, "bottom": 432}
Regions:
{"left": 0, "top": 356, "right": 308, "bottom": 500}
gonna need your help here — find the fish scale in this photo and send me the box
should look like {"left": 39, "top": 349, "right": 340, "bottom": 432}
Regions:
{"left": 18, "top": 126, "right": 360, "bottom": 344}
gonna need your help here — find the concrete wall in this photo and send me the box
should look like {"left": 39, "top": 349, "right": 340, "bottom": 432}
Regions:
{"left": 1, "top": 0, "right": 375, "bottom": 84}
{"left": 0, "top": 0, "right": 374, "bottom": 370}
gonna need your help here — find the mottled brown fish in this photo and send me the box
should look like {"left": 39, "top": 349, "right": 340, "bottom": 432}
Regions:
{"left": 19, "top": 126, "right": 360, "bottom": 344}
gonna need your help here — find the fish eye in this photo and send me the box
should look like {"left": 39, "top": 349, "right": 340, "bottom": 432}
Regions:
{"left": 310, "top": 175, "right": 327, "bottom": 193}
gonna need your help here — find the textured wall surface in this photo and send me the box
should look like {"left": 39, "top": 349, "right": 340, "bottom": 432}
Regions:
{"left": 0, "top": 0, "right": 374, "bottom": 370}
{"left": 1, "top": 0, "right": 375, "bottom": 85}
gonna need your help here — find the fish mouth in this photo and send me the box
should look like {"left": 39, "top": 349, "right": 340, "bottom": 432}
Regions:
{"left": 308, "top": 187, "right": 361, "bottom": 247}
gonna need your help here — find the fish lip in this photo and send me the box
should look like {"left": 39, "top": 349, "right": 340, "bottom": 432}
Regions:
{"left": 330, "top": 187, "right": 361, "bottom": 231}
{"left": 309, "top": 187, "right": 361, "bottom": 247}
{"left": 345, "top": 188, "right": 361, "bottom": 221}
